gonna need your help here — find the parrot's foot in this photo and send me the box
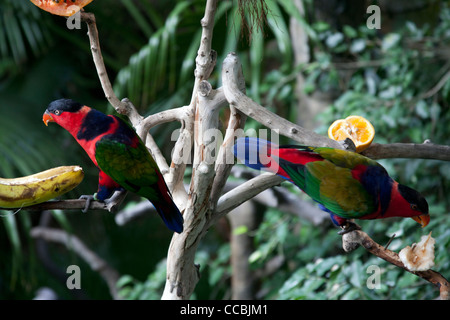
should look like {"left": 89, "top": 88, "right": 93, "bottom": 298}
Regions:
{"left": 102, "top": 190, "right": 127, "bottom": 212}
{"left": 338, "top": 221, "right": 361, "bottom": 235}
{"left": 79, "top": 194, "right": 97, "bottom": 213}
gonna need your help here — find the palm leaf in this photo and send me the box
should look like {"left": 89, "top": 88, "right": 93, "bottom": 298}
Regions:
{"left": 0, "top": 0, "right": 52, "bottom": 69}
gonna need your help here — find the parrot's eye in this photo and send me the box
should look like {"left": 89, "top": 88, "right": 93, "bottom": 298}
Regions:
{"left": 411, "top": 204, "right": 418, "bottom": 211}
{"left": 54, "top": 110, "right": 61, "bottom": 115}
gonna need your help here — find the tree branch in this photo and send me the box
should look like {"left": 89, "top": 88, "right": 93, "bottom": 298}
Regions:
{"left": 20, "top": 190, "right": 127, "bottom": 213}
{"left": 342, "top": 230, "right": 450, "bottom": 300}
{"left": 209, "top": 58, "right": 247, "bottom": 211}
{"left": 31, "top": 227, "right": 121, "bottom": 300}
{"left": 81, "top": 12, "right": 126, "bottom": 114}
{"left": 161, "top": 0, "right": 220, "bottom": 300}
{"left": 222, "top": 52, "right": 343, "bottom": 149}
{"left": 214, "top": 173, "right": 285, "bottom": 222}
{"left": 362, "top": 141, "right": 450, "bottom": 161}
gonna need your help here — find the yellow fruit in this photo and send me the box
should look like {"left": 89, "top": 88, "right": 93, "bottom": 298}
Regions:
{"left": 0, "top": 166, "right": 84, "bottom": 208}
{"left": 328, "top": 115, "right": 375, "bottom": 152}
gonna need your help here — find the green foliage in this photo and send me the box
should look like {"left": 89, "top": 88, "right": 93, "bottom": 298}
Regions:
{"left": 247, "top": 2, "right": 450, "bottom": 300}
{"left": 1, "top": 0, "right": 449, "bottom": 300}
{"left": 0, "top": 0, "right": 53, "bottom": 77}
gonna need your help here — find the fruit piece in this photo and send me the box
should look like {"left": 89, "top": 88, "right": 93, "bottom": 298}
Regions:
{"left": 0, "top": 166, "right": 84, "bottom": 208}
{"left": 29, "top": 0, "right": 94, "bottom": 17}
{"left": 399, "top": 232, "right": 435, "bottom": 271}
{"left": 328, "top": 115, "right": 375, "bottom": 153}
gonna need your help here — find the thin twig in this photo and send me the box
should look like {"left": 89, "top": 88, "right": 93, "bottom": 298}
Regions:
{"left": 31, "top": 227, "right": 122, "bottom": 300}
{"left": 81, "top": 12, "right": 125, "bottom": 114}
{"left": 18, "top": 190, "right": 127, "bottom": 212}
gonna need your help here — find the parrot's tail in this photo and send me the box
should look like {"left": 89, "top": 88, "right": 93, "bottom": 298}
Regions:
{"left": 149, "top": 171, "right": 184, "bottom": 233}
{"left": 152, "top": 195, "right": 184, "bottom": 233}
{"left": 233, "top": 137, "right": 281, "bottom": 174}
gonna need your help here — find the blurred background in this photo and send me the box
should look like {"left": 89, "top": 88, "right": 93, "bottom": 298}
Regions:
{"left": 0, "top": 0, "right": 449, "bottom": 299}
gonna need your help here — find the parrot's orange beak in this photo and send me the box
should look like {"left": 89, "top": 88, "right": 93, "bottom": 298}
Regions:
{"left": 43, "top": 111, "right": 54, "bottom": 126}
{"left": 412, "top": 214, "right": 430, "bottom": 228}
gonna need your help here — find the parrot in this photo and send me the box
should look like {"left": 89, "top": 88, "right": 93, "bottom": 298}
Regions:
{"left": 43, "top": 98, "right": 184, "bottom": 233}
{"left": 233, "top": 137, "right": 430, "bottom": 233}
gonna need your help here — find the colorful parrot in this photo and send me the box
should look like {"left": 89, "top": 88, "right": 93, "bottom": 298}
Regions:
{"left": 233, "top": 137, "right": 430, "bottom": 233}
{"left": 43, "top": 99, "right": 183, "bottom": 233}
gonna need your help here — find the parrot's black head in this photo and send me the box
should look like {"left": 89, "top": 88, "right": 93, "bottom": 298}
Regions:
{"left": 398, "top": 184, "right": 430, "bottom": 227}
{"left": 43, "top": 99, "right": 86, "bottom": 127}
{"left": 398, "top": 184, "right": 429, "bottom": 214}
{"left": 47, "top": 99, "right": 83, "bottom": 114}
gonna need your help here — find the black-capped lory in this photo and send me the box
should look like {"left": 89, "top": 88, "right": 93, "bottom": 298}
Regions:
{"left": 233, "top": 137, "right": 430, "bottom": 233}
{"left": 43, "top": 99, "right": 183, "bottom": 233}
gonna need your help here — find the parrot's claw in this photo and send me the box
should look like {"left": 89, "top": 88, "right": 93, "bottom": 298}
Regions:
{"left": 102, "top": 190, "right": 126, "bottom": 212}
{"left": 79, "top": 194, "right": 97, "bottom": 213}
{"left": 338, "top": 221, "right": 361, "bottom": 235}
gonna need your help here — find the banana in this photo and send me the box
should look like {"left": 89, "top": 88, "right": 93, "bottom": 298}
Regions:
{"left": 0, "top": 166, "right": 84, "bottom": 209}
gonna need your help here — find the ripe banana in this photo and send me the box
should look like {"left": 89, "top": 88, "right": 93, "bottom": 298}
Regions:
{"left": 0, "top": 166, "right": 84, "bottom": 209}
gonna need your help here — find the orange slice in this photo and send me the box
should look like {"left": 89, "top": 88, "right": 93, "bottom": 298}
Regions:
{"left": 328, "top": 115, "right": 375, "bottom": 152}
{"left": 30, "top": 0, "right": 94, "bottom": 16}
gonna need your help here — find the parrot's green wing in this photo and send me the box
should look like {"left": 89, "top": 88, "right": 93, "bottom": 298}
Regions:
{"left": 308, "top": 147, "right": 382, "bottom": 169}
{"left": 278, "top": 147, "right": 381, "bottom": 219}
{"left": 95, "top": 135, "right": 161, "bottom": 201}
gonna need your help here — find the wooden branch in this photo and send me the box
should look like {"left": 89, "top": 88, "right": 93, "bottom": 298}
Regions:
{"left": 162, "top": 0, "right": 220, "bottom": 300}
{"left": 162, "top": 83, "right": 227, "bottom": 300}
{"left": 81, "top": 12, "right": 126, "bottom": 114}
{"left": 342, "top": 230, "right": 450, "bottom": 300}
{"left": 209, "top": 58, "right": 247, "bottom": 210}
{"left": 214, "top": 173, "right": 285, "bottom": 222}
{"left": 222, "top": 52, "right": 343, "bottom": 149}
{"left": 363, "top": 141, "right": 450, "bottom": 161}
{"left": 137, "top": 106, "right": 187, "bottom": 140}
{"left": 20, "top": 190, "right": 127, "bottom": 213}
{"left": 221, "top": 52, "right": 450, "bottom": 162}
{"left": 81, "top": 13, "right": 141, "bottom": 124}
{"left": 31, "top": 227, "right": 121, "bottom": 300}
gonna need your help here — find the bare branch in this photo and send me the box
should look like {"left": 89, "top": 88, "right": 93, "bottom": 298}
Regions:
{"left": 137, "top": 106, "right": 187, "bottom": 140}
{"left": 342, "top": 230, "right": 450, "bottom": 300}
{"left": 81, "top": 12, "right": 126, "bottom": 114}
{"left": 20, "top": 190, "right": 127, "bottom": 213}
{"left": 214, "top": 173, "right": 285, "bottom": 222}
{"left": 363, "top": 142, "right": 450, "bottom": 161}
{"left": 162, "top": 0, "right": 220, "bottom": 300}
{"left": 222, "top": 52, "right": 343, "bottom": 149}
{"left": 209, "top": 59, "right": 247, "bottom": 210}
{"left": 31, "top": 227, "right": 121, "bottom": 300}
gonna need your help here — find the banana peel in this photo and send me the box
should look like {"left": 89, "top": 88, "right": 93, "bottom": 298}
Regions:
{"left": 0, "top": 166, "right": 84, "bottom": 209}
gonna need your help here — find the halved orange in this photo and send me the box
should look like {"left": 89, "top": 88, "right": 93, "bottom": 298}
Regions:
{"left": 30, "top": 0, "right": 94, "bottom": 16}
{"left": 328, "top": 115, "right": 375, "bottom": 153}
